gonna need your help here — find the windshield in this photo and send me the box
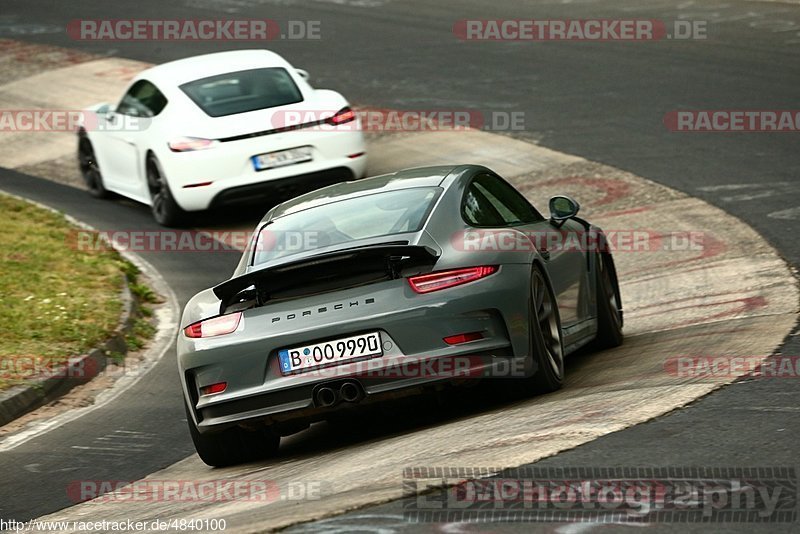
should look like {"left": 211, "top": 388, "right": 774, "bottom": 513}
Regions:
{"left": 180, "top": 67, "right": 303, "bottom": 117}
{"left": 252, "top": 187, "right": 441, "bottom": 266}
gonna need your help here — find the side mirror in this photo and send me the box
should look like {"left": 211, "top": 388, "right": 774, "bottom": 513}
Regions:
{"left": 94, "top": 103, "right": 112, "bottom": 114}
{"left": 296, "top": 68, "right": 310, "bottom": 81}
{"left": 549, "top": 195, "right": 580, "bottom": 224}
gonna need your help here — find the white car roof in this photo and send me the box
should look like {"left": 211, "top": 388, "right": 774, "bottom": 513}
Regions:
{"left": 139, "top": 49, "right": 294, "bottom": 87}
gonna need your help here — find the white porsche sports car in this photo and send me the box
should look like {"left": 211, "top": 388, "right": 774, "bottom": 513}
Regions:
{"left": 77, "top": 50, "right": 367, "bottom": 226}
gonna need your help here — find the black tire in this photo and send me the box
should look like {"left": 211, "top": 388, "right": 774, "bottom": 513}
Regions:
{"left": 78, "top": 135, "right": 110, "bottom": 199}
{"left": 523, "top": 264, "right": 565, "bottom": 394}
{"left": 185, "top": 402, "right": 279, "bottom": 467}
{"left": 146, "top": 154, "right": 186, "bottom": 227}
{"left": 594, "top": 251, "right": 624, "bottom": 349}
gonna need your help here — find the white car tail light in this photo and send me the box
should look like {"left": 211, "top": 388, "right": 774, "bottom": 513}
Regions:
{"left": 168, "top": 137, "right": 220, "bottom": 152}
{"left": 326, "top": 107, "right": 356, "bottom": 125}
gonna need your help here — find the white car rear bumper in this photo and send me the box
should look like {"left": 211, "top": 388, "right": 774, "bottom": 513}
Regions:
{"left": 159, "top": 130, "right": 367, "bottom": 211}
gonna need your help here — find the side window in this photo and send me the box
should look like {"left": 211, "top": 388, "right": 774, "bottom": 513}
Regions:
{"left": 462, "top": 173, "right": 543, "bottom": 227}
{"left": 117, "top": 80, "right": 168, "bottom": 117}
{"left": 463, "top": 182, "right": 505, "bottom": 227}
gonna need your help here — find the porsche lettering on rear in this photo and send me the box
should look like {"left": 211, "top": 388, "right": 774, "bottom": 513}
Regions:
{"left": 270, "top": 297, "right": 376, "bottom": 323}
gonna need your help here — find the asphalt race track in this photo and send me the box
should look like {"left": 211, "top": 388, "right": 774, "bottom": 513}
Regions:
{"left": 1, "top": 0, "right": 799, "bottom": 531}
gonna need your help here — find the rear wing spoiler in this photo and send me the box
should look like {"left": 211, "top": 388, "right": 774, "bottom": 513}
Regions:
{"left": 212, "top": 243, "right": 440, "bottom": 305}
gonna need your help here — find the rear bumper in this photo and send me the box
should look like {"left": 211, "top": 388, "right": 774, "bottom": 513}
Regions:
{"left": 178, "top": 264, "right": 534, "bottom": 434}
{"left": 207, "top": 166, "right": 356, "bottom": 210}
{"left": 159, "top": 129, "right": 367, "bottom": 211}
{"left": 170, "top": 156, "right": 366, "bottom": 211}
{"left": 192, "top": 348, "right": 516, "bottom": 432}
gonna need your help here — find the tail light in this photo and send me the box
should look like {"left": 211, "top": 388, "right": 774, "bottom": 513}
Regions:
{"left": 168, "top": 137, "right": 220, "bottom": 152}
{"left": 326, "top": 107, "right": 356, "bottom": 125}
{"left": 408, "top": 266, "right": 497, "bottom": 294}
{"left": 184, "top": 312, "right": 242, "bottom": 338}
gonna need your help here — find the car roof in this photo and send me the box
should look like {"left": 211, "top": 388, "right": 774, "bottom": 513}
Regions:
{"left": 138, "top": 49, "right": 293, "bottom": 87}
{"left": 266, "top": 165, "right": 463, "bottom": 221}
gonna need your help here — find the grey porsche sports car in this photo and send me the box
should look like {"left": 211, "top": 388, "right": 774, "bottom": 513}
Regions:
{"left": 178, "top": 164, "right": 623, "bottom": 466}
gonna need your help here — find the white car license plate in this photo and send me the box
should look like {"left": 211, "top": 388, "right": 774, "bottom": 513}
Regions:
{"left": 252, "top": 146, "right": 312, "bottom": 171}
{"left": 278, "top": 332, "right": 382, "bottom": 375}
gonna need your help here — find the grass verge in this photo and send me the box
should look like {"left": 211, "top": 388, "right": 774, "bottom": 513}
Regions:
{"left": 0, "top": 193, "right": 157, "bottom": 391}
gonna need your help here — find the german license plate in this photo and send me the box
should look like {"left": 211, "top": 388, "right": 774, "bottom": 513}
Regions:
{"left": 278, "top": 332, "right": 382, "bottom": 375}
{"left": 252, "top": 146, "right": 312, "bottom": 171}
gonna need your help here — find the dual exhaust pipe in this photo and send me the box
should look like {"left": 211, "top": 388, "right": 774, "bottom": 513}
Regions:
{"left": 315, "top": 380, "right": 364, "bottom": 408}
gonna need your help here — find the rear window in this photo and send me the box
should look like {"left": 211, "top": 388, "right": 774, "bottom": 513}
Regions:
{"left": 180, "top": 67, "right": 303, "bottom": 117}
{"left": 252, "top": 187, "right": 441, "bottom": 266}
